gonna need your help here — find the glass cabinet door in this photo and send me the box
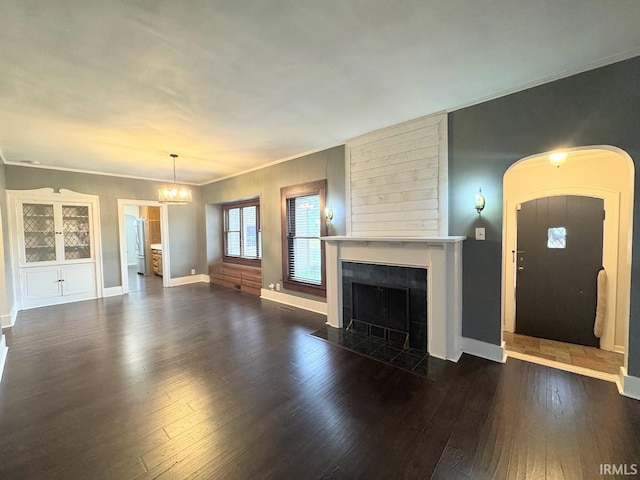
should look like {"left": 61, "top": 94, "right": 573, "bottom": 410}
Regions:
{"left": 22, "top": 203, "right": 57, "bottom": 263}
{"left": 62, "top": 205, "right": 91, "bottom": 260}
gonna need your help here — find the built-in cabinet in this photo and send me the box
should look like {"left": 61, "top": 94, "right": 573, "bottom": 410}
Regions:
{"left": 8, "top": 189, "right": 103, "bottom": 310}
{"left": 209, "top": 263, "right": 261, "bottom": 296}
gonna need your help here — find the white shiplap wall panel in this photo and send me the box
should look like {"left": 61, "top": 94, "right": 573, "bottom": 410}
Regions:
{"left": 350, "top": 188, "right": 438, "bottom": 207}
{"left": 351, "top": 199, "right": 438, "bottom": 215}
{"left": 353, "top": 158, "right": 436, "bottom": 180}
{"left": 350, "top": 147, "right": 439, "bottom": 172}
{"left": 350, "top": 167, "right": 438, "bottom": 190}
{"left": 350, "top": 125, "right": 439, "bottom": 156}
{"left": 345, "top": 112, "right": 447, "bottom": 237}
{"left": 350, "top": 135, "right": 439, "bottom": 164}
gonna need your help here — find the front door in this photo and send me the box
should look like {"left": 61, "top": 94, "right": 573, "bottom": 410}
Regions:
{"left": 515, "top": 195, "right": 603, "bottom": 347}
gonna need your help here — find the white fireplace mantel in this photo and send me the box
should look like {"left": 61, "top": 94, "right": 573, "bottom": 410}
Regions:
{"left": 321, "top": 235, "right": 465, "bottom": 361}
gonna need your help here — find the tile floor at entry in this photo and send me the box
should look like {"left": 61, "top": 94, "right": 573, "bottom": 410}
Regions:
{"left": 503, "top": 331, "right": 623, "bottom": 375}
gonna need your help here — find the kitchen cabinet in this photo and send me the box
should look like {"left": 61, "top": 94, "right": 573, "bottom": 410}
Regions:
{"left": 141, "top": 206, "right": 162, "bottom": 245}
{"left": 151, "top": 249, "right": 163, "bottom": 276}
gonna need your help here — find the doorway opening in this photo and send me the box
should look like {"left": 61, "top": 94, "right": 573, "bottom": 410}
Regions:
{"left": 117, "top": 199, "right": 170, "bottom": 293}
{"left": 501, "top": 146, "right": 634, "bottom": 381}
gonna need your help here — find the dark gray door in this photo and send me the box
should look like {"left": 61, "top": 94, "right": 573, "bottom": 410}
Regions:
{"left": 515, "top": 196, "right": 603, "bottom": 347}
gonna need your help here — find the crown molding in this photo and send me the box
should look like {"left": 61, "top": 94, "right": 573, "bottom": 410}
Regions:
{"left": 3, "top": 161, "right": 200, "bottom": 186}
{"left": 199, "top": 142, "right": 344, "bottom": 186}
{"left": 447, "top": 48, "right": 640, "bottom": 113}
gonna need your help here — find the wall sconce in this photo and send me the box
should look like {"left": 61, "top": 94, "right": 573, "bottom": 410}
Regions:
{"left": 474, "top": 188, "right": 485, "bottom": 216}
{"left": 325, "top": 206, "right": 334, "bottom": 224}
{"left": 549, "top": 151, "right": 567, "bottom": 167}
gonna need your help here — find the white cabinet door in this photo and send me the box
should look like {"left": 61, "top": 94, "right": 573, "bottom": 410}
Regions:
{"left": 60, "top": 204, "right": 93, "bottom": 262}
{"left": 62, "top": 264, "right": 96, "bottom": 296}
{"left": 18, "top": 202, "right": 58, "bottom": 266}
{"left": 17, "top": 201, "right": 94, "bottom": 267}
{"left": 21, "top": 268, "right": 62, "bottom": 303}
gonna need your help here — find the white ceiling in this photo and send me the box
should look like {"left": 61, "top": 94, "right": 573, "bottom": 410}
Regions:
{"left": 1, "top": 1, "right": 639, "bottom": 185}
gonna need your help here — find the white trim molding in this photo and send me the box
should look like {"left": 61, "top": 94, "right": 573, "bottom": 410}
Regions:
{"left": 167, "top": 274, "right": 209, "bottom": 287}
{"left": 619, "top": 367, "right": 640, "bottom": 401}
{"left": 260, "top": 289, "right": 328, "bottom": 316}
{"left": 614, "top": 345, "right": 626, "bottom": 355}
{"left": 0, "top": 335, "right": 8, "bottom": 383}
{"left": 1, "top": 305, "right": 18, "bottom": 328}
{"left": 117, "top": 199, "right": 172, "bottom": 293}
{"left": 462, "top": 337, "right": 506, "bottom": 364}
{"left": 102, "top": 286, "right": 124, "bottom": 297}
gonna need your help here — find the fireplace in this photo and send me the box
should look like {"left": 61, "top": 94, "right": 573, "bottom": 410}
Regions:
{"left": 351, "top": 282, "right": 409, "bottom": 345}
{"left": 322, "top": 236, "right": 464, "bottom": 360}
{"left": 343, "top": 262, "right": 427, "bottom": 351}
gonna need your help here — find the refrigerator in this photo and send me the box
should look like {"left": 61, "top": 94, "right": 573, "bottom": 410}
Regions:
{"left": 135, "top": 218, "right": 148, "bottom": 275}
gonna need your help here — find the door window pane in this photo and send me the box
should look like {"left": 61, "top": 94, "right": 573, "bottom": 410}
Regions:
{"left": 547, "top": 227, "right": 566, "bottom": 249}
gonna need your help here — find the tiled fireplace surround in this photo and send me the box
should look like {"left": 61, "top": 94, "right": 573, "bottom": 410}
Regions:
{"left": 322, "top": 237, "right": 465, "bottom": 361}
{"left": 342, "top": 262, "right": 428, "bottom": 350}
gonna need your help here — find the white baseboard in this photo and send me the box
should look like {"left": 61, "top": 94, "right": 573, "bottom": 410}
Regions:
{"left": 614, "top": 344, "right": 626, "bottom": 354}
{"left": 448, "top": 348, "right": 464, "bottom": 363}
{"left": 0, "top": 335, "right": 8, "bottom": 383}
{"left": 168, "top": 274, "right": 210, "bottom": 287}
{"left": 619, "top": 367, "right": 640, "bottom": 401}
{"left": 260, "top": 289, "right": 327, "bottom": 315}
{"left": 1, "top": 304, "right": 19, "bottom": 328}
{"left": 461, "top": 337, "right": 506, "bottom": 363}
{"left": 102, "top": 286, "right": 124, "bottom": 298}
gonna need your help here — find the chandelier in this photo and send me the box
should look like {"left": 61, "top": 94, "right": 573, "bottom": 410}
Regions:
{"left": 158, "top": 154, "right": 192, "bottom": 204}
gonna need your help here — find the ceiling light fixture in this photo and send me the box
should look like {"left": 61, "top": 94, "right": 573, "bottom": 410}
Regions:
{"left": 158, "top": 154, "right": 192, "bottom": 204}
{"left": 549, "top": 151, "right": 568, "bottom": 167}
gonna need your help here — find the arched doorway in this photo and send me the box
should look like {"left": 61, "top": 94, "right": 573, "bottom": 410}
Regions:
{"left": 501, "top": 146, "right": 634, "bottom": 378}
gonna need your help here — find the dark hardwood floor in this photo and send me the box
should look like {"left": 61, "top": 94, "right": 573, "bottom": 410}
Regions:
{"left": 1, "top": 284, "right": 639, "bottom": 479}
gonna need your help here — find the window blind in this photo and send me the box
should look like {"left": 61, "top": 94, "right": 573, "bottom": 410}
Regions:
{"left": 287, "top": 194, "right": 321, "bottom": 285}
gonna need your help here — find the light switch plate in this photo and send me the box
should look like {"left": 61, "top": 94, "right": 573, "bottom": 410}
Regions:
{"left": 475, "top": 227, "right": 486, "bottom": 240}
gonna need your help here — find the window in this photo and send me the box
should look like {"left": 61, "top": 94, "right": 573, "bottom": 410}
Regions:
{"left": 223, "top": 199, "right": 261, "bottom": 266}
{"left": 281, "top": 180, "right": 327, "bottom": 296}
{"left": 547, "top": 227, "right": 566, "bottom": 249}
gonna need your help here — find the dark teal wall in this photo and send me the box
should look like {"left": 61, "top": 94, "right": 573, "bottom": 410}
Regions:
{"left": 449, "top": 56, "right": 640, "bottom": 376}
